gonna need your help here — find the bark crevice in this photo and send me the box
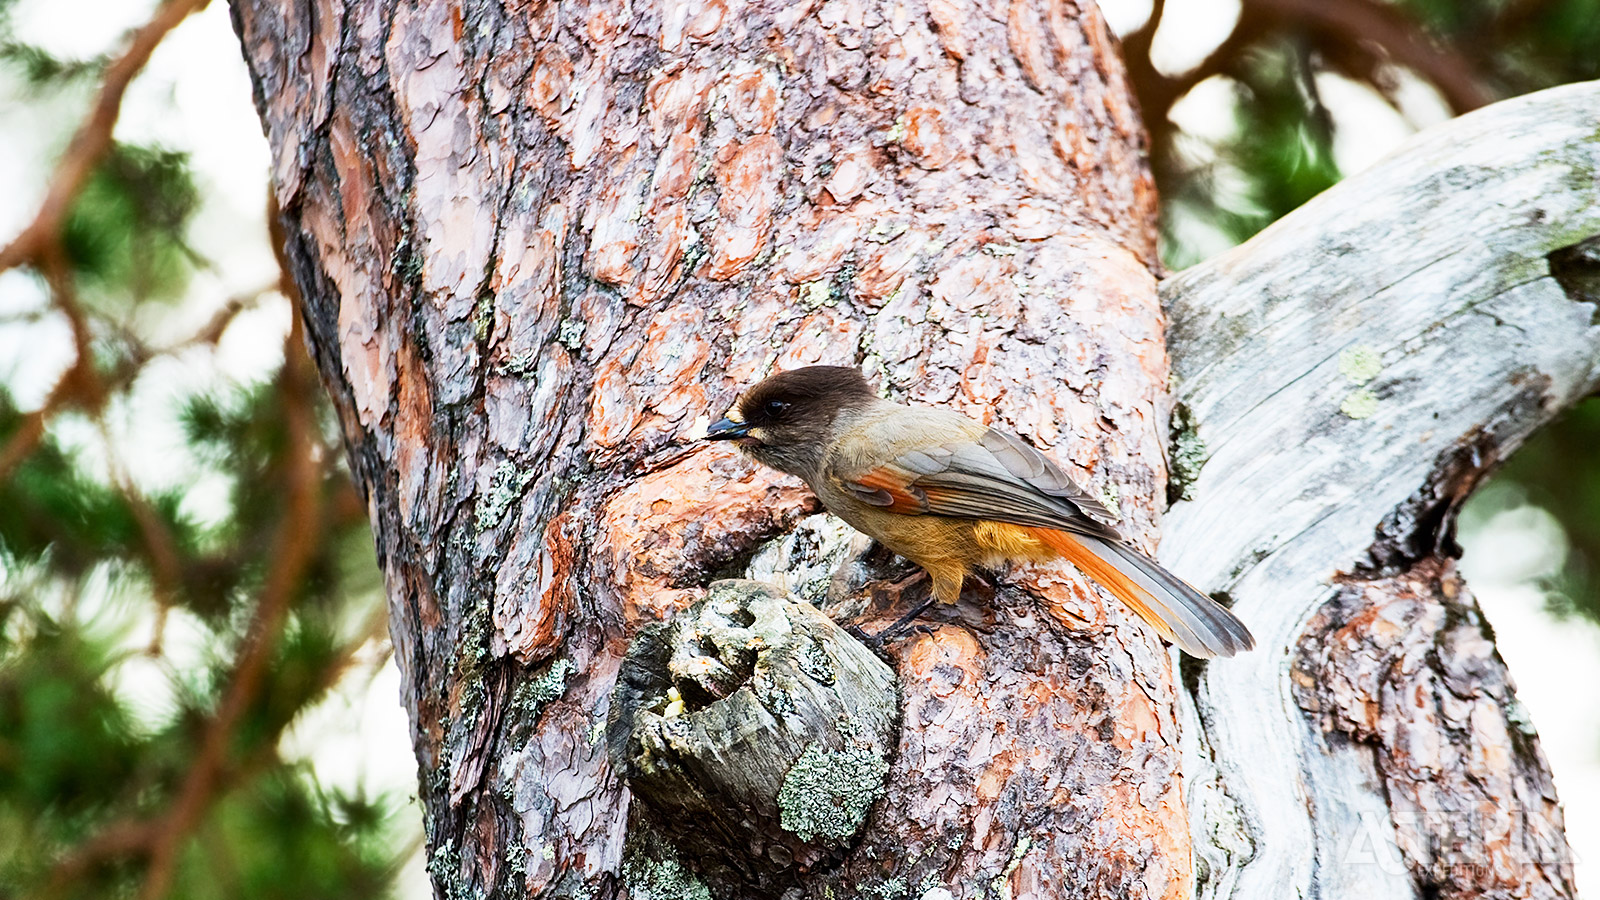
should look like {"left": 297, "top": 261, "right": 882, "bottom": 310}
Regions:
{"left": 1549, "top": 234, "right": 1600, "bottom": 323}
{"left": 609, "top": 580, "right": 899, "bottom": 897}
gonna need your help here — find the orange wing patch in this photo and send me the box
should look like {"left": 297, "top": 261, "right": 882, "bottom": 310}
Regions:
{"left": 845, "top": 467, "right": 928, "bottom": 514}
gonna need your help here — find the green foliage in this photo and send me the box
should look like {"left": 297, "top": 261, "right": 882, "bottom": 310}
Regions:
{"left": 63, "top": 143, "right": 201, "bottom": 302}
{"left": 1159, "top": 41, "right": 1342, "bottom": 267}
{"left": 170, "top": 773, "right": 399, "bottom": 900}
{"left": 0, "top": 401, "right": 161, "bottom": 577}
{"left": 0, "top": 15, "right": 401, "bottom": 898}
{"left": 1397, "top": 0, "right": 1600, "bottom": 89}
{"left": 0, "top": 601, "right": 395, "bottom": 898}
{"left": 0, "top": 41, "right": 107, "bottom": 90}
{"left": 0, "top": 615, "right": 139, "bottom": 826}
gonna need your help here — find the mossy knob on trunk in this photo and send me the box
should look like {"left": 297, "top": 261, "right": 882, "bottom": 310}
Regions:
{"left": 608, "top": 580, "right": 899, "bottom": 894}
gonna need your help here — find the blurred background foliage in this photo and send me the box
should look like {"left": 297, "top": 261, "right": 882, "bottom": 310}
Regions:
{"left": 0, "top": 0, "right": 1596, "bottom": 898}
{"left": 1117, "top": 0, "right": 1600, "bottom": 624}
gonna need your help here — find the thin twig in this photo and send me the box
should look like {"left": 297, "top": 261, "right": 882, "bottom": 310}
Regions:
{"left": 1120, "top": 0, "right": 1166, "bottom": 69}
{"left": 0, "top": 0, "right": 212, "bottom": 276}
{"left": 0, "top": 249, "right": 106, "bottom": 482}
{"left": 91, "top": 413, "right": 185, "bottom": 651}
{"left": 1246, "top": 0, "right": 1490, "bottom": 112}
{"left": 133, "top": 265, "right": 323, "bottom": 900}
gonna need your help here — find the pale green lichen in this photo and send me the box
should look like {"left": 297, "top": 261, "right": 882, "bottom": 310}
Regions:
{"left": 828, "top": 263, "right": 858, "bottom": 304}
{"left": 624, "top": 857, "right": 710, "bottom": 900}
{"left": 1338, "top": 344, "right": 1382, "bottom": 384}
{"left": 514, "top": 657, "right": 574, "bottom": 720}
{"left": 1341, "top": 388, "right": 1380, "bottom": 420}
{"left": 1009, "top": 272, "right": 1033, "bottom": 298}
{"left": 777, "top": 742, "right": 889, "bottom": 843}
{"left": 860, "top": 877, "right": 908, "bottom": 900}
{"left": 1167, "top": 402, "right": 1206, "bottom": 502}
{"left": 472, "top": 294, "right": 496, "bottom": 344}
{"left": 1096, "top": 483, "right": 1122, "bottom": 520}
{"left": 427, "top": 838, "right": 475, "bottom": 900}
{"left": 498, "top": 352, "right": 537, "bottom": 377}
{"left": 622, "top": 832, "right": 712, "bottom": 900}
{"left": 454, "top": 603, "right": 493, "bottom": 721}
{"left": 557, "top": 318, "right": 586, "bottom": 350}
{"left": 1338, "top": 345, "right": 1383, "bottom": 419}
{"left": 796, "top": 636, "right": 836, "bottom": 685}
{"left": 801, "top": 278, "right": 832, "bottom": 309}
{"left": 868, "top": 220, "right": 908, "bottom": 243}
{"left": 886, "top": 114, "right": 908, "bottom": 143}
{"left": 504, "top": 842, "right": 530, "bottom": 875}
{"left": 755, "top": 677, "right": 801, "bottom": 719}
{"left": 988, "top": 835, "right": 1033, "bottom": 900}
{"left": 475, "top": 461, "right": 535, "bottom": 531}
{"left": 1506, "top": 696, "right": 1539, "bottom": 737}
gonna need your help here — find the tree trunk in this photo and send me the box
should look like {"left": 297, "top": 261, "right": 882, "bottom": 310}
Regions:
{"left": 225, "top": 0, "right": 1590, "bottom": 897}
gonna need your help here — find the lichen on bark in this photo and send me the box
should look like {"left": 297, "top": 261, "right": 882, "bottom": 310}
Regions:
{"left": 230, "top": 0, "right": 1191, "bottom": 895}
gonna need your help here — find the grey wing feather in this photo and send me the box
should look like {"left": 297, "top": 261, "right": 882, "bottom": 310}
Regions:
{"left": 976, "top": 430, "right": 1122, "bottom": 527}
{"left": 861, "top": 428, "right": 1125, "bottom": 542}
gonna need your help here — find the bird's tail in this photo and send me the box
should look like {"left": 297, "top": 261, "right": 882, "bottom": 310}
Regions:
{"left": 1029, "top": 528, "right": 1255, "bottom": 658}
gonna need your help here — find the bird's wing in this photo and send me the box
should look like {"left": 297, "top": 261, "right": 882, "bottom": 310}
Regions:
{"left": 832, "top": 427, "right": 1125, "bottom": 541}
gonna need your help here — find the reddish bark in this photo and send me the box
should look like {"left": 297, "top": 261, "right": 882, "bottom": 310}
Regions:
{"left": 1296, "top": 559, "right": 1573, "bottom": 900}
{"left": 230, "top": 0, "right": 1189, "bottom": 896}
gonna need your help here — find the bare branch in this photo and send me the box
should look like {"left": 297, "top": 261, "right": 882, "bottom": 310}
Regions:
{"left": 133, "top": 231, "right": 324, "bottom": 900}
{"left": 1245, "top": 0, "right": 1491, "bottom": 112}
{"left": 0, "top": 0, "right": 212, "bottom": 276}
{"left": 1163, "top": 81, "right": 1597, "bottom": 899}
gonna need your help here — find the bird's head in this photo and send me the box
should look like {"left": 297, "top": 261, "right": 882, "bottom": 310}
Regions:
{"left": 704, "top": 366, "right": 876, "bottom": 477}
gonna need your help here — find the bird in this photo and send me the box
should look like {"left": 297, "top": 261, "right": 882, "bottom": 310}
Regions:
{"left": 703, "top": 365, "right": 1254, "bottom": 658}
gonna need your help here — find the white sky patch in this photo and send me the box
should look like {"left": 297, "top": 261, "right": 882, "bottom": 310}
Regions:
{"left": 1168, "top": 74, "right": 1239, "bottom": 142}
{"left": 1462, "top": 505, "right": 1600, "bottom": 899}
{"left": 1383, "top": 65, "right": 1455, "bottom": 130}
{"left": 1099, "top": 0, "right": 1154, "bottom": 37}
{"left": 1149, "top": 0, "right": 1240, "bottom": 77}
{"left": 9, "top": 0, "right": 156, "bottom": 61}
{"left": 1316, "top": 72, "right": 1419, "bottom": 177}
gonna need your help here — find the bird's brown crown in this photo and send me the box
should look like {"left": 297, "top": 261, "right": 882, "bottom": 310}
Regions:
{"left": 708, "top": 366, "right": 877, "bottom": 477}
{"left": 734, "top": 366, "right": 875, "bottom": 430}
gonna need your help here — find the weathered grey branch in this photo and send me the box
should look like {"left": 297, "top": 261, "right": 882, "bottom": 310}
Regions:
{"left": 1161, "top": 81, "right": 1600, "bottom": 899}
{"left": 609, "top": 580, "right": 898, "bottom": 896}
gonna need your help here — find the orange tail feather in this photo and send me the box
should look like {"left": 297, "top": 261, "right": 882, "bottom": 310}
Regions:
{"left": 1023, "top": 526, "right": 1254, "bottom": 657}
{"left": 1028, "top": 527, "right": 1179, "bottom": 643}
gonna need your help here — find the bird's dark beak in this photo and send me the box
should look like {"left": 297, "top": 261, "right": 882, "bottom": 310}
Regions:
{"left": 704, "top": 417, "right": 750, "bottom": 441}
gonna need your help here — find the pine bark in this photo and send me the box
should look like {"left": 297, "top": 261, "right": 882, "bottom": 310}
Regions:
{"left": 229, "top": 0, "right": 1187, "bottom": 897}
{"left": 226, "top": 0, "right": 1589, "bottom": 898}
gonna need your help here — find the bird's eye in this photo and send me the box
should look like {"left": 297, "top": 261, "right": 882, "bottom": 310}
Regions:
{"left": 764, "top": 399, "right": 790, "bottom": 418}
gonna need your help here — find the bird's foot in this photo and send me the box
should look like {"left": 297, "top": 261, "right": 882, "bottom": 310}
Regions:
{"left": 963, "top": 571, "right": 999, "bottom": 604}
{"left": 846, "top": 595, "right": 939, "bottom": 653}
{"left": 872, "top": 568, "right": 930, "bottom": 606}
